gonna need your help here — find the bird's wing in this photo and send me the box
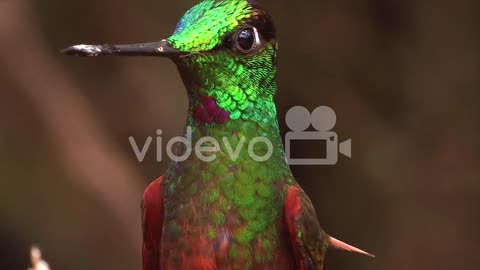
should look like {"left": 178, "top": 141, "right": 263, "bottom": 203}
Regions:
{"left": 284, "top": 185, "right": 329, "bottom": 270}
{"left": 142, "top": 176, "right": 164, "bottom": 270}
{"left": 284, "top": 185, "right": 375, "bottom": 270}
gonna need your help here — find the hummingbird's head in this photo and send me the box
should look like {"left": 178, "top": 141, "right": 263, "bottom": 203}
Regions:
{"left": 169, "top": 0, "right": 277, "bottom": 124}
{"left": 63, "top": 0, "right": 277, "bottom": 125}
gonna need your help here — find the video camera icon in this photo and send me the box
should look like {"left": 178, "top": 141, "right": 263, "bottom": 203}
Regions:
{"left": 285, "top": 106, "right": 352, "bottom": 165}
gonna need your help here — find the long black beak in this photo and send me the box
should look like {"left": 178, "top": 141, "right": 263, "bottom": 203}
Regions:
{"left": 61, "top": 39, "right": 180, "bottom": 57}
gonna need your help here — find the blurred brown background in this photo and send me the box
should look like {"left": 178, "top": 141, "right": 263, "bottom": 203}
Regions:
{"left": 1, "top": 0, "right": 479, "bottom": 269}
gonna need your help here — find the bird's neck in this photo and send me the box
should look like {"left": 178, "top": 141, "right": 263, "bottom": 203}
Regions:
{"left": 170, "top": 60, "right": 289, "bottom": 175}
{"left": 182, "top": 103, "right": 287, "bottom": 165}
{"left": 166, "top": 95, "right": 290, "bottom": 182}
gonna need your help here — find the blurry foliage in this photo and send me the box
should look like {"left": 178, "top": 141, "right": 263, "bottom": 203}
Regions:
{"left": 1, "top": 0, "right": 479, "bottom": 269}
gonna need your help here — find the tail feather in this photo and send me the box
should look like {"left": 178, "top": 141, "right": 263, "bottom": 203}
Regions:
{"left": 328, "top": 236, "right": 375, "bottom": 258}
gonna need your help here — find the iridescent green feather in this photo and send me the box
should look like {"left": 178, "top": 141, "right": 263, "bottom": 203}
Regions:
{"left": 170, "top": 0, "right": 252, "bottom": 52}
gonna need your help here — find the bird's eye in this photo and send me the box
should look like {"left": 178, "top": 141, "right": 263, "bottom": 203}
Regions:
{"left": 234, "top": 27, "right": 260, "bottom": 53}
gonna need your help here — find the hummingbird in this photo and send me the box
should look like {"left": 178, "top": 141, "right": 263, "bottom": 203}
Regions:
{"left": 63, "top": 0, "right": 374, "bottom": 269}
